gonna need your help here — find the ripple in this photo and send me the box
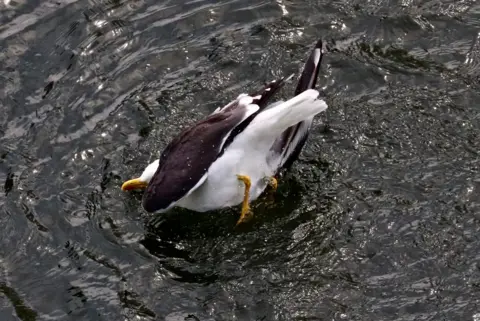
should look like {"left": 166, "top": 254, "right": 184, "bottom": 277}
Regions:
{"left": 1, "top": 0, "right": 480, "bottom": 320}
{"left": 0, "top": 0, "right": 81, "bottom": 40}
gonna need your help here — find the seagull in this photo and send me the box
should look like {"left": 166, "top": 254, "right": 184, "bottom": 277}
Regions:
{"left": 122, "top": 39, "right": 327, "bottom": 226}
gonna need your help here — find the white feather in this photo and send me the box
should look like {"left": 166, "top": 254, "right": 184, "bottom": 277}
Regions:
{"left": 139, "top": 159, "right": 159, "bottom": 182}
{"left": 308, "top": 48, "right": 321, "bottom": 88}
{"left": 243, "top": 89, "right": 326, "bottom": 140}
{"left": 176, "top": 90, "right": 328, "bottom": 212}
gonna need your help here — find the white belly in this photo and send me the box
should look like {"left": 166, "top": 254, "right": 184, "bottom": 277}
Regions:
{"left": 177, "top": 146, "right": 274, "bottom": 212}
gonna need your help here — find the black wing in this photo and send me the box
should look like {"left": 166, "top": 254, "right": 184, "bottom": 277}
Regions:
{"left": 141, "top": 79, "right": 288, "bottom": 213}
{"left": 272, "top": 39, "right": 325, "bottom": 173}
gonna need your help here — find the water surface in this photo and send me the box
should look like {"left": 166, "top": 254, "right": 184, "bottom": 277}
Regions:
{"left": 1, "top": 0, "right": 479, "bottom": 320}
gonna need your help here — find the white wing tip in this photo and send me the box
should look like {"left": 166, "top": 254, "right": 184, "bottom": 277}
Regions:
{"left": 300, "top": 88, "right": 320, "bottom": 100}
{"left": 312, "top": 48, "right": 322, "bottom": 70}
{"left": 315, "top": 99, "right": 328, "bottom": 112}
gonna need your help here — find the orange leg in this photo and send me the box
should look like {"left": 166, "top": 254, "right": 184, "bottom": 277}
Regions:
{"left": 236, "top": 175, "right": 252, "bottom": 226}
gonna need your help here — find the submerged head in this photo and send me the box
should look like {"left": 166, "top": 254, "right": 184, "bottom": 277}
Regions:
{"left": 121, "top": 159, "right": 159, "bottom": 191}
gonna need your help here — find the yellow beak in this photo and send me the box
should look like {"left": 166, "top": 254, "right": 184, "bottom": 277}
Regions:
{"left": 121, "top": 178, "right": 148, "bottom": 191}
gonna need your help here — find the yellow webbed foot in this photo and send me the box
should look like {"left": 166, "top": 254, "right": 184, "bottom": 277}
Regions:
{"left": 261, "top": 176, "right": 278, "bottom": 205}
{"left": 267, "top": 176, "right": 278, "bottom": 192}
{"left": 236, "top": 174, "right": 252, "bottom": 226}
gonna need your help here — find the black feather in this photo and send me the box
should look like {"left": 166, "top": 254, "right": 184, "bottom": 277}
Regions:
{"left": 142, "top": 102, "right": 245, "bottom": 212}
{"left": 276, "top": 39, "right": 325, "bottom": 173}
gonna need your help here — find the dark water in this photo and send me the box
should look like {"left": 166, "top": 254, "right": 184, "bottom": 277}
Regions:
{"left": 1, "top": 0, "right": 480, "bottom": 320}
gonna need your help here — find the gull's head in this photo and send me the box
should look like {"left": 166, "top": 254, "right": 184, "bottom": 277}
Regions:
{"left": 121, "top": 159, "right": 159, "bottom": 191}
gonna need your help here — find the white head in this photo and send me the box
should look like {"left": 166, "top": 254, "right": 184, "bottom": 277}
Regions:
{"left": 121, "top": 159, "right": 159, "bottom": 191}
{"left": 139, "top": 159, "right": 160, "bottom": 183}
